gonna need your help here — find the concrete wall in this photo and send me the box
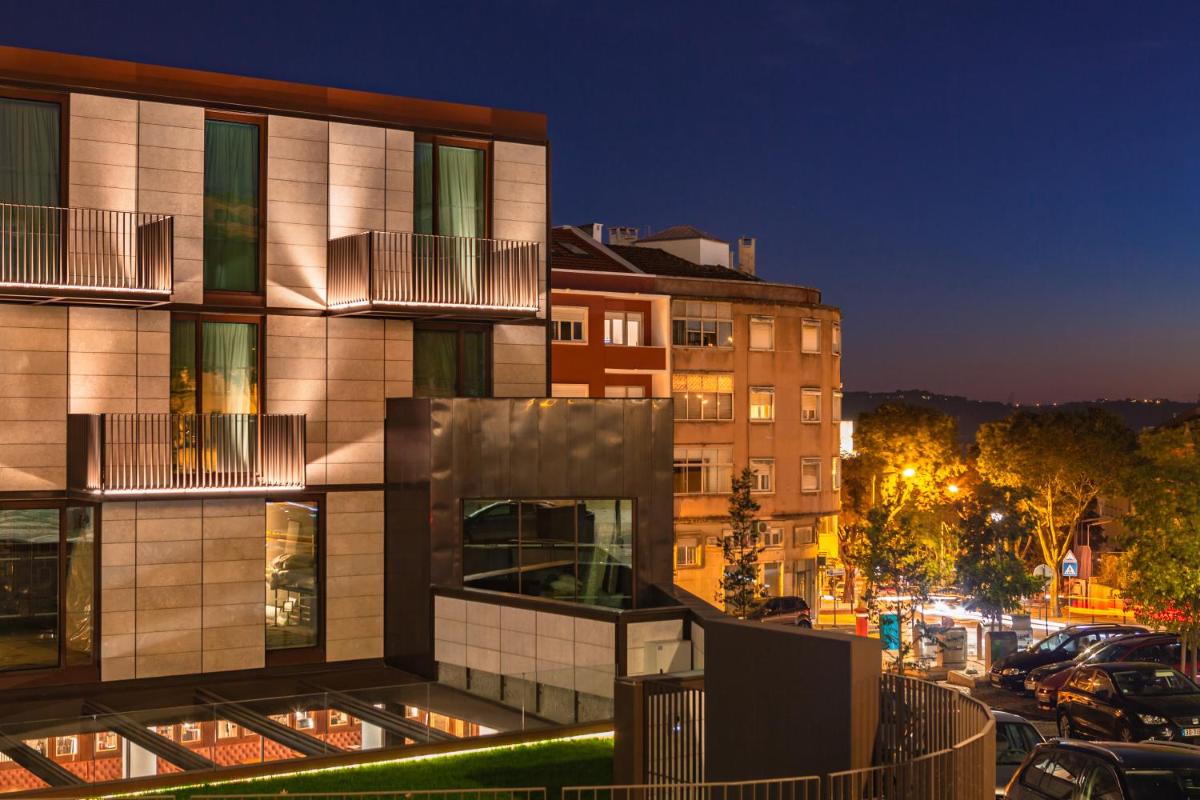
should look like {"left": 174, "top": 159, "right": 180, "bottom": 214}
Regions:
{"left": 492, "top": 142, "right": 547, "bottom": 318}
{"left": 327, "top": 318, "right": 385, "bottom": 484}
{"left": 267, "top": 116, "right": 328, "bottom": 309}
{"left": 326, "top": 490, "right": 385, "bottom": 661}
{"left": 493, "top": 323, "right": 546, "bottom": 397}
{"left": 138, "top": 101, "right": 204, "bottom": 304}
{"left": 69, "top": 94, "right": 136, "bottom": 213}
{"left": 0, "top": 306, "right": 66, "bottom": 491}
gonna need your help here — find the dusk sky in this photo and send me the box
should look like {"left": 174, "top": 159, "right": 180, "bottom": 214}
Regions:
{"left": 8, "top": 1, "right": 1200, "bottom": 404}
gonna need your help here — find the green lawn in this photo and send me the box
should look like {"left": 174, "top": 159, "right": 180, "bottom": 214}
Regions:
{"left": 165, "top": 737, "right": 614, "bottom": 800}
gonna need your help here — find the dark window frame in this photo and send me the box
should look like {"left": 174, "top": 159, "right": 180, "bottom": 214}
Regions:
{"left": 413, "top": 322, "right": 493, "bottom": 398}
{"left": 170, "top": 312, "right": 266, "bottom": 417}
{"left": 203, "top": 110, "right": 267, "bottom": 306}
{"left": 413, "top": 135, "right": 493, "bottom": 239}
{"left": 0, "top": 498, "right": 101, "bottom": 688}
{"left": 265, "top": 493, "right": 326, "bottom": 668}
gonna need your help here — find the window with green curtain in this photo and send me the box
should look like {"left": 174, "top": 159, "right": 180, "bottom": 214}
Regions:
{"left": 413, "top": 329, "right": 459, "bottom": 397}
{"left": 461, "top": 330, "right": 486, "bottom": 397}
{"left": 412, "top": 142, "right": 485, "bottom": 237}
{"left": 204, "top": 120, "right": 259, "bottom": 292}
{"left": 0, "top": 97, "right": 59, "bottom": 206}
{"left": 201, "top": 321, "right": 258, "bottom": 414}
{"left": 414, "top": 142, "right": 434, "bottom": 235}
{"left": 170, "top": 319, "right": 197, "bottom": 414}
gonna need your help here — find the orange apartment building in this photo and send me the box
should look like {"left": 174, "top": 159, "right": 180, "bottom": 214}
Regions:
{"left": 550, "top": 225, "right": 842, "bottom": 608}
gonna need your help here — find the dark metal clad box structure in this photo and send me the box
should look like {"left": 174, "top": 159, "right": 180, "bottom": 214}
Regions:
{"left": 384, "top": 397, "right": 675, "bottom": 676}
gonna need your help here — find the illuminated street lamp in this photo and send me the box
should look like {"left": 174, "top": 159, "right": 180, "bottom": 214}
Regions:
{"left": 901, "top": 467, "right": 916, "bottom": 479}
{"left": 947, "top": 483, "right": 959, "bottom": 495}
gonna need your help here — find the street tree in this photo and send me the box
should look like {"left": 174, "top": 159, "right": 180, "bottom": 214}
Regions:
{"left": 840, "top": 501, "right": 937, "bottom": 671}
{"left": 718, "top": 466, "right": 766, "bottom": 618}
{"left": 976, "top": 408, "right": 1136, "bottom": 615}
{"left": 1120, "top": 420, "right": 1200, "bottom": 676}
{"left": 954, "top": 483, "right": 1043, "bottom": 630}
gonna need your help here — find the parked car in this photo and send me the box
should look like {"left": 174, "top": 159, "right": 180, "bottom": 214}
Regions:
{"left": 990, "top": 623, "right": 1147, "bottom": 691}
{"left": 994, "top": 710, "right": 1045, "bottom": 797}
{"left": 1004, "top": 739, "right": 1200, "bottom": 799}
{"left": 748, "top": 595, "right": 810, "bottom": 624}
{"left": 1033, "top": 633, "right": 1184, "bottom": 710}
{"left": 1056, "top": 662, "right": 1200, "bottom": 743}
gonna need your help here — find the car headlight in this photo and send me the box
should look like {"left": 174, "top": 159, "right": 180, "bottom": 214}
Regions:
{"left": 1138, "top": 714, "right": 1168, "bottom": 725}
{"left": 1001, "top": 667, "right": 1026, "bottom": 676}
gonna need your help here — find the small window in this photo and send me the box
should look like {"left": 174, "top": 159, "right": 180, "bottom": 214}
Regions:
{"left": 55, "top": 736, "right": 77, "bottom": 757}
{"left": 551, "top": 306, "right": 587, "bottom": 343}
{"left": 217, "top": 721, "right": 241, "bottom": 739}
{"left": 604, "top": 311, "right": 643, "bottom": 346}
{"left": 832, "top": 390, "right": 843, "bottom": 422}
{"left": 294, "top": 711, "right": 315, "bottom": 730}
{"left": 750, "top": 458, "right": 775, "bottom": 493}
{"left": 801, "top": 458, "right": 821, "bottom": 493}
{"left": 330, "top": 710, "right": 351, "bottom": 727}
{"left": 749, "top": 387, "right": 775, "bottom": 421}
{"left": 672, "top": 374, "right": 734, "bottom": 421}
{"left": 832, "top": 323, "right": 842, "bottom": 355}
{"left": 674, "top": 446, "right": 733, "bottom": 494}
{"left": 552, "top": 383, "right": 590, "bottom": 398}
{"left": 180, "top": 723, "right": 201, "bottom": 743}
{"left": 414, "top": 327, "right": 489, "bottom": 398}
{"left": 672, "top": 300, "right": 733, "bottom": 348}
{"left": 676, "top": 537, "right": 702, "bottom": 568}
{"left": 801, "top": 319, "right": 821, "bottom": 354}
{"left": 794, "top": 525, "right": 815, "bottom": 546}
{"left": 761, "top": 562, "right": 783, "bottom": 597}
{"left": 832, "top": 457, "right": 841, "bottom": 491}
{"left": 95, "top": 732, "right": 119, "bottom": 752}
{"left": 801, "top": 388, "right": 822, "bottom": 423}
{"left": 605, "top": 385, "right": 645, "bottom": 398}
{"left": 761, "top": 526, "right": 783, "bottom": 547}
{"left": 749, "top": 317, "right": 774, "bottom": 351}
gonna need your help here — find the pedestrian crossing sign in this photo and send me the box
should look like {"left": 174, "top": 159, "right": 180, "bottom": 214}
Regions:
{"left": 1062, "top": 550, "right": 1079, "bottom": 578}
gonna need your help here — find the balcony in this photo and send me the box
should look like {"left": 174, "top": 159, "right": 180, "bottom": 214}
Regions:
{"left": 0, "top": 203, "right": 173, "bottom": 304}
{"left": 68, "top": 413, "right": 306, "bottom": 496}
{"left": 327, "top": 231, "right": 539, "bottom": 318}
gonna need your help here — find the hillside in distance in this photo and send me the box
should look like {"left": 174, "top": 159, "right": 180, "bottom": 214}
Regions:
{"left": 844, "top": 390, "right": 1195, "bottom": 443}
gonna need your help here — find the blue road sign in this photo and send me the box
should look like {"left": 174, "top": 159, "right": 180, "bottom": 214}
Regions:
{"left": 1062, "top": 550, "right": 1079, "bottom": 578}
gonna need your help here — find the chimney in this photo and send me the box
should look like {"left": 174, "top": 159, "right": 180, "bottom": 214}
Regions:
{"left": 578, "top": 223, "right": 603, "bottom": 241}
{"left": 609, "top": 226, "right": 639, "bottom": 246}
{"left": 738, "top": 236, "right": 756, "bottom": 275}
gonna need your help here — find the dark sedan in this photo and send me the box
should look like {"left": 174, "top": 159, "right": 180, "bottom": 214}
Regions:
{"left": 1005, "top": 740, "right": 1200, "bottom": 799}
{"left": 1056, "top": 662, "right": 1200, "bottom": 744}
{"left": 1032, "top": 633, "right": 1183, "bottom": 709}
{"left": 990, "top": 623, "right": 1146, "bottom": 690}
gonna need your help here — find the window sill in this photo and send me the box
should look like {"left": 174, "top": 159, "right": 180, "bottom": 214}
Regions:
{"left": 673, "top": 344, "right": 735, "bottom": 350}
{"left": 675, "top": 418, "right": 735, "bottom": 423}
{"left": 750, "top": 419, "right": 774, "bottom": 424}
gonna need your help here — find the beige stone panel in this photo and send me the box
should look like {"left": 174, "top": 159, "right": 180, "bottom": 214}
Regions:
{"left": 326, "top": 462, "right": 382, "bottom": 484}
{"left": 202, "top": 605, "right": 259, "bottom": 631}
{"left": 326, "top": 616, "right": 382, "bottom": 640}
{"left": 385, "top": 211, "right": 414, "bottom": 233}
{"left": 102, "top": 634, "right": 135, "bottom": 659}
{"left": 136, "top": 188, "right": 203, "bottom": 217}
{"left": 268, "top": 220, "right": 328, "bottom": 247}
{"left": 268, "top": 157, "right": 328, "bottom": 183}
{"left": 0, "top": 422, "right": 64, "bottom": 445}
{"left": 329, "top": 142, "right": 385, "bottom": 170}
{"left": 203, "top": 559, "right": 260, "bottom": 584}
{"left": 101, "top": 565, "right": 135, "bottom": 591}
{"left": 326, "top": 421, "right": 383, "bottom": 444}
{"left": 330, "top": 122, "right": 385, "bottom": 148}
{"left": 70, "top": 161, "right": 136, "bottom": 190}
{"left": 202, "top": 537, "right": 261, "bottom": 563}
{"left": 0, "top": 327, "right": 67, "bottom": 352}
{"left": 66, "top": 184, "right": 136, "bottom": 211}
{"left": 139, "top": 144, "right": 201, "bottom": 172}
{"left": 326, "top": 596, "right": 373, "bottom": 619}
{"left": 102, "top": 542, "right": 135, "bottom": 568}
{"left": 267, "top": 181, "right": 326, "bottom": 204}
{"left": 139, "top": 101, "right": 203, "bottom": 128}
{"left": 0, "top": 304, "right": 66, "bottom": 329}
{"left": 327, "top": 490, "right": 383, "bottom": 514}
{"left": 138, "top": 123, "right": 203, "bottom": 151}
{"left": 328, "top": 336, "right": 384, "bottom": 361}
{"left": 137, "top": 652, "right": 201, "bottom": 678}
{"left": 494, "top": 200, "right": 546, "bottom": 225}
{"left": 330, "top": 162, "right": 386, "bottom": 189}
{"left": 136, "top": 562, "right": 202, "bottom": 587}
{"left": 0, "top": 399, "right": 67, "bottom": 421}
{"left": 268, "top": 199, "right": 327, "bottom": 226}
{"left": 138, "top": 167, "right": 203, "bottom": 194}
{"left": 137, "top": 606, "right": 202, "bottom": 634}
{"left": 329, "top": 184, "right": 385, "bottom": 211}
{"left": 136, "top": 628, "right": 201, "bottom": 655}
{"left": 136, "top": 585, "right": 201, "bottom": 610}
{"left": 327, "top": 401, "right": 384, "bottom": 421}
{"left": 136, "top": 539, "right": 201, "bottom": 566}
{"left": 492, "top": 219, "right": 546, "bottom": 243}
{"left": 493, "top": 161, "right": 545, "bottom": 186}
{"left": 71, "top": 115, "right": 137, "bottom": 146}
{"left": 0, "top": 374, "right": 69, "bottom": 397}
{"left": 268, "top": 136, "right": 327, "bottom": 163}
{"left": 326, "top": 572, "right": 383, "bottom": 599}
{"left": 494, "top": 180, "right": 546, "bottom": 203}
{"left": 270, "top": 115, "right": 328, "bottom": 141}
{"left": 203, "top": 582, "right": 261, "bottom": 606}
{"left": 327, "top": 637, "right": 383, "bottom": 662}
{"left": 203, "top": 646, "right": 264, "bottom": 673}
{"left": 494, "top": 141, "right": 546, "bottom": 166}
{"left": 101, "top": 656, "right": 135, "bottom": 682}
{"left": 71, "top": 93, "right": 136, "bottom": 121}
{"left": 326, "top": 440, "right": 383, "bottom": 465}
{"left": 494, "top": 362, "right": 546, "bottom": 386}
{"left": 72, "top": 138, "right": 137, "bottom": 168}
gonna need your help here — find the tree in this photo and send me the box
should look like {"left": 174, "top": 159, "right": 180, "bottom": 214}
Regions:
{"left": 1120, "top": 420, "right": 1200, "bottom": 676}
{"left": 954, "top": 483, "right": 1043, "bottom": 629}
{"left": 976, "top": 408, "right": 1135, "bottom": 615}
{"left": 840, "top": 402, "right": 962, "bottom": 603}
{"left": 718, "top": 466, "right": 766, "bottom": 618}
{"left": 840, "top": 501, "right": 937, "bottom": 672}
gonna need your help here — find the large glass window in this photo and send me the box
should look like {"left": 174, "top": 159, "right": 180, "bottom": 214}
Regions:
{"left": 672, "top": 373, "right": 734, "bottom": 421}
{"left": 671, "top": 300, "right": 732, "bottom": 348}
{"left": 170, "top": 318, "right": 260, "bottom": 415}
{"left": 749, "top": 387, "right": 774, "bottom": 421}
{"left": 0, "top": 97, "right": 60, "bottom": 206}
{"left": 463, "top": 499, "right": 634, "bottom": 609}
{"left": 748, "top": 316, "right": 774, "bottom": 351}
{"left": 604, "top": 311, "right": 643, "bottom": 346}
{"left": 265, "top": 500, "right": 319, "bottom": 651}
{"left": 415, "top": 141, "right": 486, "bottom": 238}
{"left": 414, "top": 327, "right": 488, "bottom": 397}
{"left": 551, "top": 306, "right": 587, "bottom": 343}
{"left": 204, "top": 119, "right": 260, "bottom": 293}
{"left": 673, "top": 446, "right": 733, "bottom": 494}
{"left": 0, "top": 506, "right": 95, "bottom": 673}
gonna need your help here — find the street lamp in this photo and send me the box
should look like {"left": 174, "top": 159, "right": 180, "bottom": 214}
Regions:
{"left": 947, "top": 483, "right": 959, "bottom": 495}
{"left": 901, "top": 467, "right": 916, "bottom": 479}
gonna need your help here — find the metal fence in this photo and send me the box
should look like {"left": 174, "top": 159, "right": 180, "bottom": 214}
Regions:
{"left": 0, "top": 202, "right": 173, "bottom": 293}
{"left": 328, "top": 230, "right": 539, "bottom": 313}
{"left": 564, "top": 778, "right": 821, "bottom": 800}
{"left": 69, "top": 412, "right": 307, "bottom": 492}
{"left": 207, "top": 790, "right": 547, "bottom": 800}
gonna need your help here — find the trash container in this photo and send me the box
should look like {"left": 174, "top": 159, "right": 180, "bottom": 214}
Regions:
{"left": 1010, "top": 614, "right": 1033, "bottom": 648}
{"left": 937, "top": 626, "right": 968, "bottom": 670}
{"left": 915, "top": 621, "right": 945, "bottom": 661}
{"left": 987, "top": 630, "right": 1019, "bottom": 669}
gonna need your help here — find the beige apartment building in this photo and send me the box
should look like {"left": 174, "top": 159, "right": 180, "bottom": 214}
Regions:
{"left": 551, "top": 225, "right": 842, "bottom": 608}
{"left": 0, "top": 46, "right": 550, "bottom": 689}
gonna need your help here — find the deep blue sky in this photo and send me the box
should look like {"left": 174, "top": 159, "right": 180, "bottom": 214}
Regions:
{"left": 7, "top": 1, "right": 1200, "bottom": 403}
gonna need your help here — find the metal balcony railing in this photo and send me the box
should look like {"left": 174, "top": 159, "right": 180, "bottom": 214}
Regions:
{"left": 0, "top": 203, "right": 173, "bottom": 299}
{"left": 68, "top": 413, "right": 306, "bottom": 494}
{"left": 327, "top": 231, "right": 539, "bottom": 316}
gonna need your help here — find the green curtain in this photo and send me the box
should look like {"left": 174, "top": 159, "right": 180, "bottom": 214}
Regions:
{"left": 414, "top": 142, "right": 434, "bottom": 235}
{"left": 437, "top": 146, "right": 484, "bottom": 238}
{"left": 170, "top": 320, "right": 197, "bottom": 414}
{"left": 461, "top": 331, "right": 486, "bottom": 397}
{"left": 0, "top": 98, "right": 59, "bottom": 205}
{"left": 202, "top": 321, "right": 258, "bottom": 413}
{"left": 204, "top": 121, "right": 259, "bottom": 292}
{"left": 414, "top": 329, "right": 458, "bottom": 397}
